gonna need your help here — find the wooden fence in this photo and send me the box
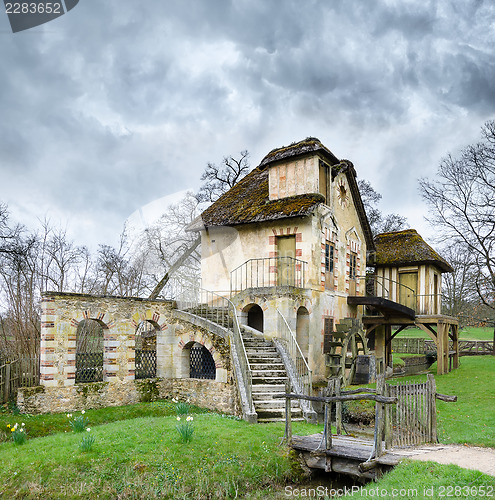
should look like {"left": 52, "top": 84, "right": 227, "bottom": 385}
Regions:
{"left": 0, "top": 356, "right": 40, "bottom": 403}
{"left": 392, "top": 338, "right": 493, "bottom": 356}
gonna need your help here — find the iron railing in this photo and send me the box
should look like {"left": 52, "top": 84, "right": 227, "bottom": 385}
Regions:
{"left": 190, "top": 345, "right": 216, "bottom": 380}
{"left": 364, "top": 274, "right": 450, "bottom": 316}
{"left": 230, "top": 257, "right": 307, "bottom": 296}
{"left": 174, "top": 286, "right": 255, "bottom": 417}
{"left": 276, "top": 309, "right": 313, "bottom": 404}
{"left": 75, "top": 352, "right": 103, "bottom": 383}
{"left": 135, "top": 350, "right": 157, "bottom": 379}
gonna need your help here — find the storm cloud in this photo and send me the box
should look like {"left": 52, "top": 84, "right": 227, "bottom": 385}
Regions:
{"left": 1, "top": 0, "right": 494, "bottom": 248}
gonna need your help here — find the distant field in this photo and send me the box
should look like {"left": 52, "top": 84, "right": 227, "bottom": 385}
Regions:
{"left": 395, "top": 326, "right": 493, "bottom": 341}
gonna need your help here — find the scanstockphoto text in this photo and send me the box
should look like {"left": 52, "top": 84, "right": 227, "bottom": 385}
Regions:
{"left": 284, "top": 484, "right": 494, "bottom": 497}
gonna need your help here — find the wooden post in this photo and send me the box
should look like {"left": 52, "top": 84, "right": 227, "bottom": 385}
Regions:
{"left": 452, "top": 324, "right": 459, "bottom": 370}
{"left": 5, "top": 362, "right": 10, "bottom": 402}
{"left": 375, "top": 374, "right": 384, "bottom": 457}
{"left": 427, "top": 374, "right": 437, "bottom": 443}
{"left": 374, "top": 325, "right": 386, "bottom": 375}
{"left": 335, "top": 378, "right": 342, "bottom": 435}
{"left": 325, "top": 379, "right": 334, "bottom": 449}
{"left": 285, "top": 381, "right": 292, "bottom": 444}
{"left": 384, "top": 383, "right": 392, "bottom": 450}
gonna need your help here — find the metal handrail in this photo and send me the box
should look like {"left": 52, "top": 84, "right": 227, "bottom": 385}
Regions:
{"left": 276, "top": 309, "right": 312, "bottom": 402}
{"left": 174, "top": 285, "right": 254, "bottom": 416}
{"left": 230, "top": 257, "right": 307, "bottom": 296}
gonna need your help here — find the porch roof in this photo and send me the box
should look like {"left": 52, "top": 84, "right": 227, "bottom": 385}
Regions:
{"left": 374, "top": 229, "right": 453, "bottom": 273}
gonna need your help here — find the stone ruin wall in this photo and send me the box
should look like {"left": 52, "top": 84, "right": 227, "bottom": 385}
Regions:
{"left": 18, "top": 292, "right": 236, "bottom": 415}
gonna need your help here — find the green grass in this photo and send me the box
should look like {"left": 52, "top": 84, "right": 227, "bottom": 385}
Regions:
{"left": 0, "top": 410, "right": 322, "bottom": 499}
{"left": 360, "top": 461, "right": 495, "bottom": 498}
{"left": 1, "top": 358, "right": 494, "bottom": 498}
{"left": 395, "top": 326, "right": 494, "bottom": 340}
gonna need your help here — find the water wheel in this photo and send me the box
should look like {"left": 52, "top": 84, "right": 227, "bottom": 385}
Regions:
{"left": 325, "top": 319, "right": 368, "bottom": 386}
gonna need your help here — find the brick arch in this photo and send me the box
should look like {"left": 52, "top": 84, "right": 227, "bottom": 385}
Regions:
{"left": 177, "top": 332, "right": 223, "bottom": 370}
{"left": 293, "top": 298, "right": 313, "bottom": 315}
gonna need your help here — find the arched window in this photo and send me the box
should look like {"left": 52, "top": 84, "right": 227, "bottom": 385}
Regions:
{"left": 76, "top": 319, "right": 104, "bottom": 383}
{"left": 189, "top": 343, "right": 216, "bottom": 380}
{"left": 135, "top": 321, "right": 157, "bottom": 379}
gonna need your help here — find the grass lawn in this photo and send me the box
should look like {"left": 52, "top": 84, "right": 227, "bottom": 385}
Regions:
{"left": 1, "top": 358, "right": 494, "bottom": 498}
{"left": 395, "top": 326, "right": 494, "bottom": 341}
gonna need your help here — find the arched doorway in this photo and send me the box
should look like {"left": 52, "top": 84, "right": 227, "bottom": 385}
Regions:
{"left": 75, "top": 319, "right": 104, "bottom": 383}
{"left": 135, "top": 320, "right": 158, "bottom": 379}
{"left": 245, "top": 304, "right": 264, "bottom": 333}
{"left": 296, "top": 307, "right": 310, "bottom": 360}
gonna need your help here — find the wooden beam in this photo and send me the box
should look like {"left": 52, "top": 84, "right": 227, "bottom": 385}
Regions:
{"left": 273, "top": 392, "right": 397, "bottom": 404}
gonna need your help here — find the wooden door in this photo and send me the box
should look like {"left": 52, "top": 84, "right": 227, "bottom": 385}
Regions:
{"left": 277, "top": 236, "right": 296, "bottom": 286}
{"left": 399, "top": 272, "right": 417, "bottom": 311}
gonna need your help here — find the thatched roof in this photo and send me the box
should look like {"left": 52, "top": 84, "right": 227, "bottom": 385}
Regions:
{"left": 260, "top": 137, "right": 340, "bottom": 168}
{"left": 374, "top": 229, "right": 453, "bottom": 272}
{"left": 189, "top": 138, "right": 375, "bottom": 252}
{"left": 187, "top": 166, "right": 324, "bottom": 231}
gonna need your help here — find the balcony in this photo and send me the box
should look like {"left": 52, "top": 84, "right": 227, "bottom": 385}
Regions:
{"left": 230, "top": 257, "right": 307, "bottom": 296}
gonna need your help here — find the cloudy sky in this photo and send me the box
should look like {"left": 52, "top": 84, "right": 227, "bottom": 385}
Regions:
{"left": 1, "top": 0, "right": 494, "bottom": 251}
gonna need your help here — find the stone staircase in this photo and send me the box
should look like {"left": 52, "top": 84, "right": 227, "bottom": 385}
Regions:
{"left": 243, "top": 332, "right": 303, "bottom": 422}
{"left": 183, "top": 305, "right": 303, "bottom": 422}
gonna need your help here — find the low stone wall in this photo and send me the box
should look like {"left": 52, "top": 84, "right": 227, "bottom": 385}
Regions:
{"left": 17, "top": 377, "right": 237, "bottom": 415}
{"left": 393, "top": 355, "right": 434, "bottom": 376}
{"left": 160, "top": 378, "right": 237, "bottom": 415}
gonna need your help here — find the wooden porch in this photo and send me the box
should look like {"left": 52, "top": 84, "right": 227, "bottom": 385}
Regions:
{"left": 348, "top": 296, "right": 459, "bottom": 375}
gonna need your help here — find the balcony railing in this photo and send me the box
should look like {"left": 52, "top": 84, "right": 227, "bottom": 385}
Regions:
{"left": 364, "top": 274, "right": 451, "bottom": 316}
{"left": 230, "top": 257, "right": 307, "bottom": 296}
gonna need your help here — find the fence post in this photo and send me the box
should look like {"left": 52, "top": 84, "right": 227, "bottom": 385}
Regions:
{"left": 285, "top": 380, "right": 292, "bottom": 444}
{"left": 5, "top": 362, "right": 11, "bottom": 402}
{"left": 335, "top": 378, "right": 342, "bottom": 435}
{"left": 427, "top": 374, "right": 437, "bottom": 443}
{"left": 375, "top": 374, "right": 385, "bottom": 457}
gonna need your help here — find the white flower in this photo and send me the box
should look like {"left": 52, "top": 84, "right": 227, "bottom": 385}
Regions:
{"left": 81, "top": 410, "right": 85, "bottom": 414}
{"left": 86, "top": 428, "right": 91, "bottom": 432}
{"left": 67, "top": 413, "right": 72, "bottom": 418}
{"left": 172, "top": 398, "right": 178, "bottom": 403}
{"left": 186, "top": 416, "right": 193, "bottom": 422}
{"left": 176, "top": 416, "right": 181, "bottom": 421}
{"left": 19, "top": 428, "right": 24, "bottom": 433}
{"left": 21, "top": 423, "right": 25, "bottom": 427}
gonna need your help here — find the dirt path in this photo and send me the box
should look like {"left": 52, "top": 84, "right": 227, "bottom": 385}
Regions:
{"left": 396, "top": 444, "right": 495, "bottom": 477}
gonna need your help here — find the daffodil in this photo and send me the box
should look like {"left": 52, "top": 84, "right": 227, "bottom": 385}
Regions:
{"left": 86, "top": 427, "right": 91, "bottom": 432}
{"left": 176, "top": 416, "right": 181, "bottom": 421}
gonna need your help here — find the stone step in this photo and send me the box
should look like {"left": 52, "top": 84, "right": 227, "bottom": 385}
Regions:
{"left": 253, "top": 400, "right": 298, "bottom": 410}
{"left": 250, "top": 362, "right": 285, "bottom": 370}
{"left": 252, "top": 375, "right": 287, "bottom": 385}
{"left": 252, "top": 384, "right": 286, "bottom": 393}
{"left": 252, "top": 369, "right": 286, "bottom": 378}
{"left": 245, "top": 354, "right": 280, "bottom": 362}
{"left": 257, "top": 416, "right": 305, "bottom": 423}
{"left": 256, "top": 407, "right": 303, "bottom": 420}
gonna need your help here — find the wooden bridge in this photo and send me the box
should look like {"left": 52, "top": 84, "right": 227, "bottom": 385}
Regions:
{"left": 277, "top": 375, "right": 456, "bottom": 481}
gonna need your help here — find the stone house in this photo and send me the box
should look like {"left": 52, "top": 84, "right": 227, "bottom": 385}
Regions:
{"left": 188, "top": 137, "right": 375, "bottom": 383}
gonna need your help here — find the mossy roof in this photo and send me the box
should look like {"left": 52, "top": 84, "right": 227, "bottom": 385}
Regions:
{"left": 259, "top": 137, "right": 340, "bottom": 167}
{"left": 374, "top": 229, "right": 453, "bottom": 273}
{"left": 188, "top": 166, "right": 325, "bottom": 230}
{"left": 188, "top": 138, "right": 374, "bottom": 251}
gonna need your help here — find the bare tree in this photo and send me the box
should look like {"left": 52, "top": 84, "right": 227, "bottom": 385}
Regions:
{"left": 419, "top": 120, "right": 495, "bottom": 352}
{"left": 358, "top": 179, "right": 408, "bottom": 236}
{"left": 196, "top": 150, "right": 250, "bottom": 203}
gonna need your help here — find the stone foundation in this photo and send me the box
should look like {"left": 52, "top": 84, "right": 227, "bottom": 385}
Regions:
{"left": 17, "top": 377, "right": 237, "bottom": 415}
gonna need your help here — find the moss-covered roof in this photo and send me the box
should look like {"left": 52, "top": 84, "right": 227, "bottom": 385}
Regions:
{"left": 374, "top": 229, "right": 453, "bottom": 273}
{"left": 260, "top": 137, "right": 340, "bottom": 168}
{"left": 188, "top": 138, "right": 374, "bottom": 252}
{"left": 188, "top": 166, "right": 325, "bottom": 230}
